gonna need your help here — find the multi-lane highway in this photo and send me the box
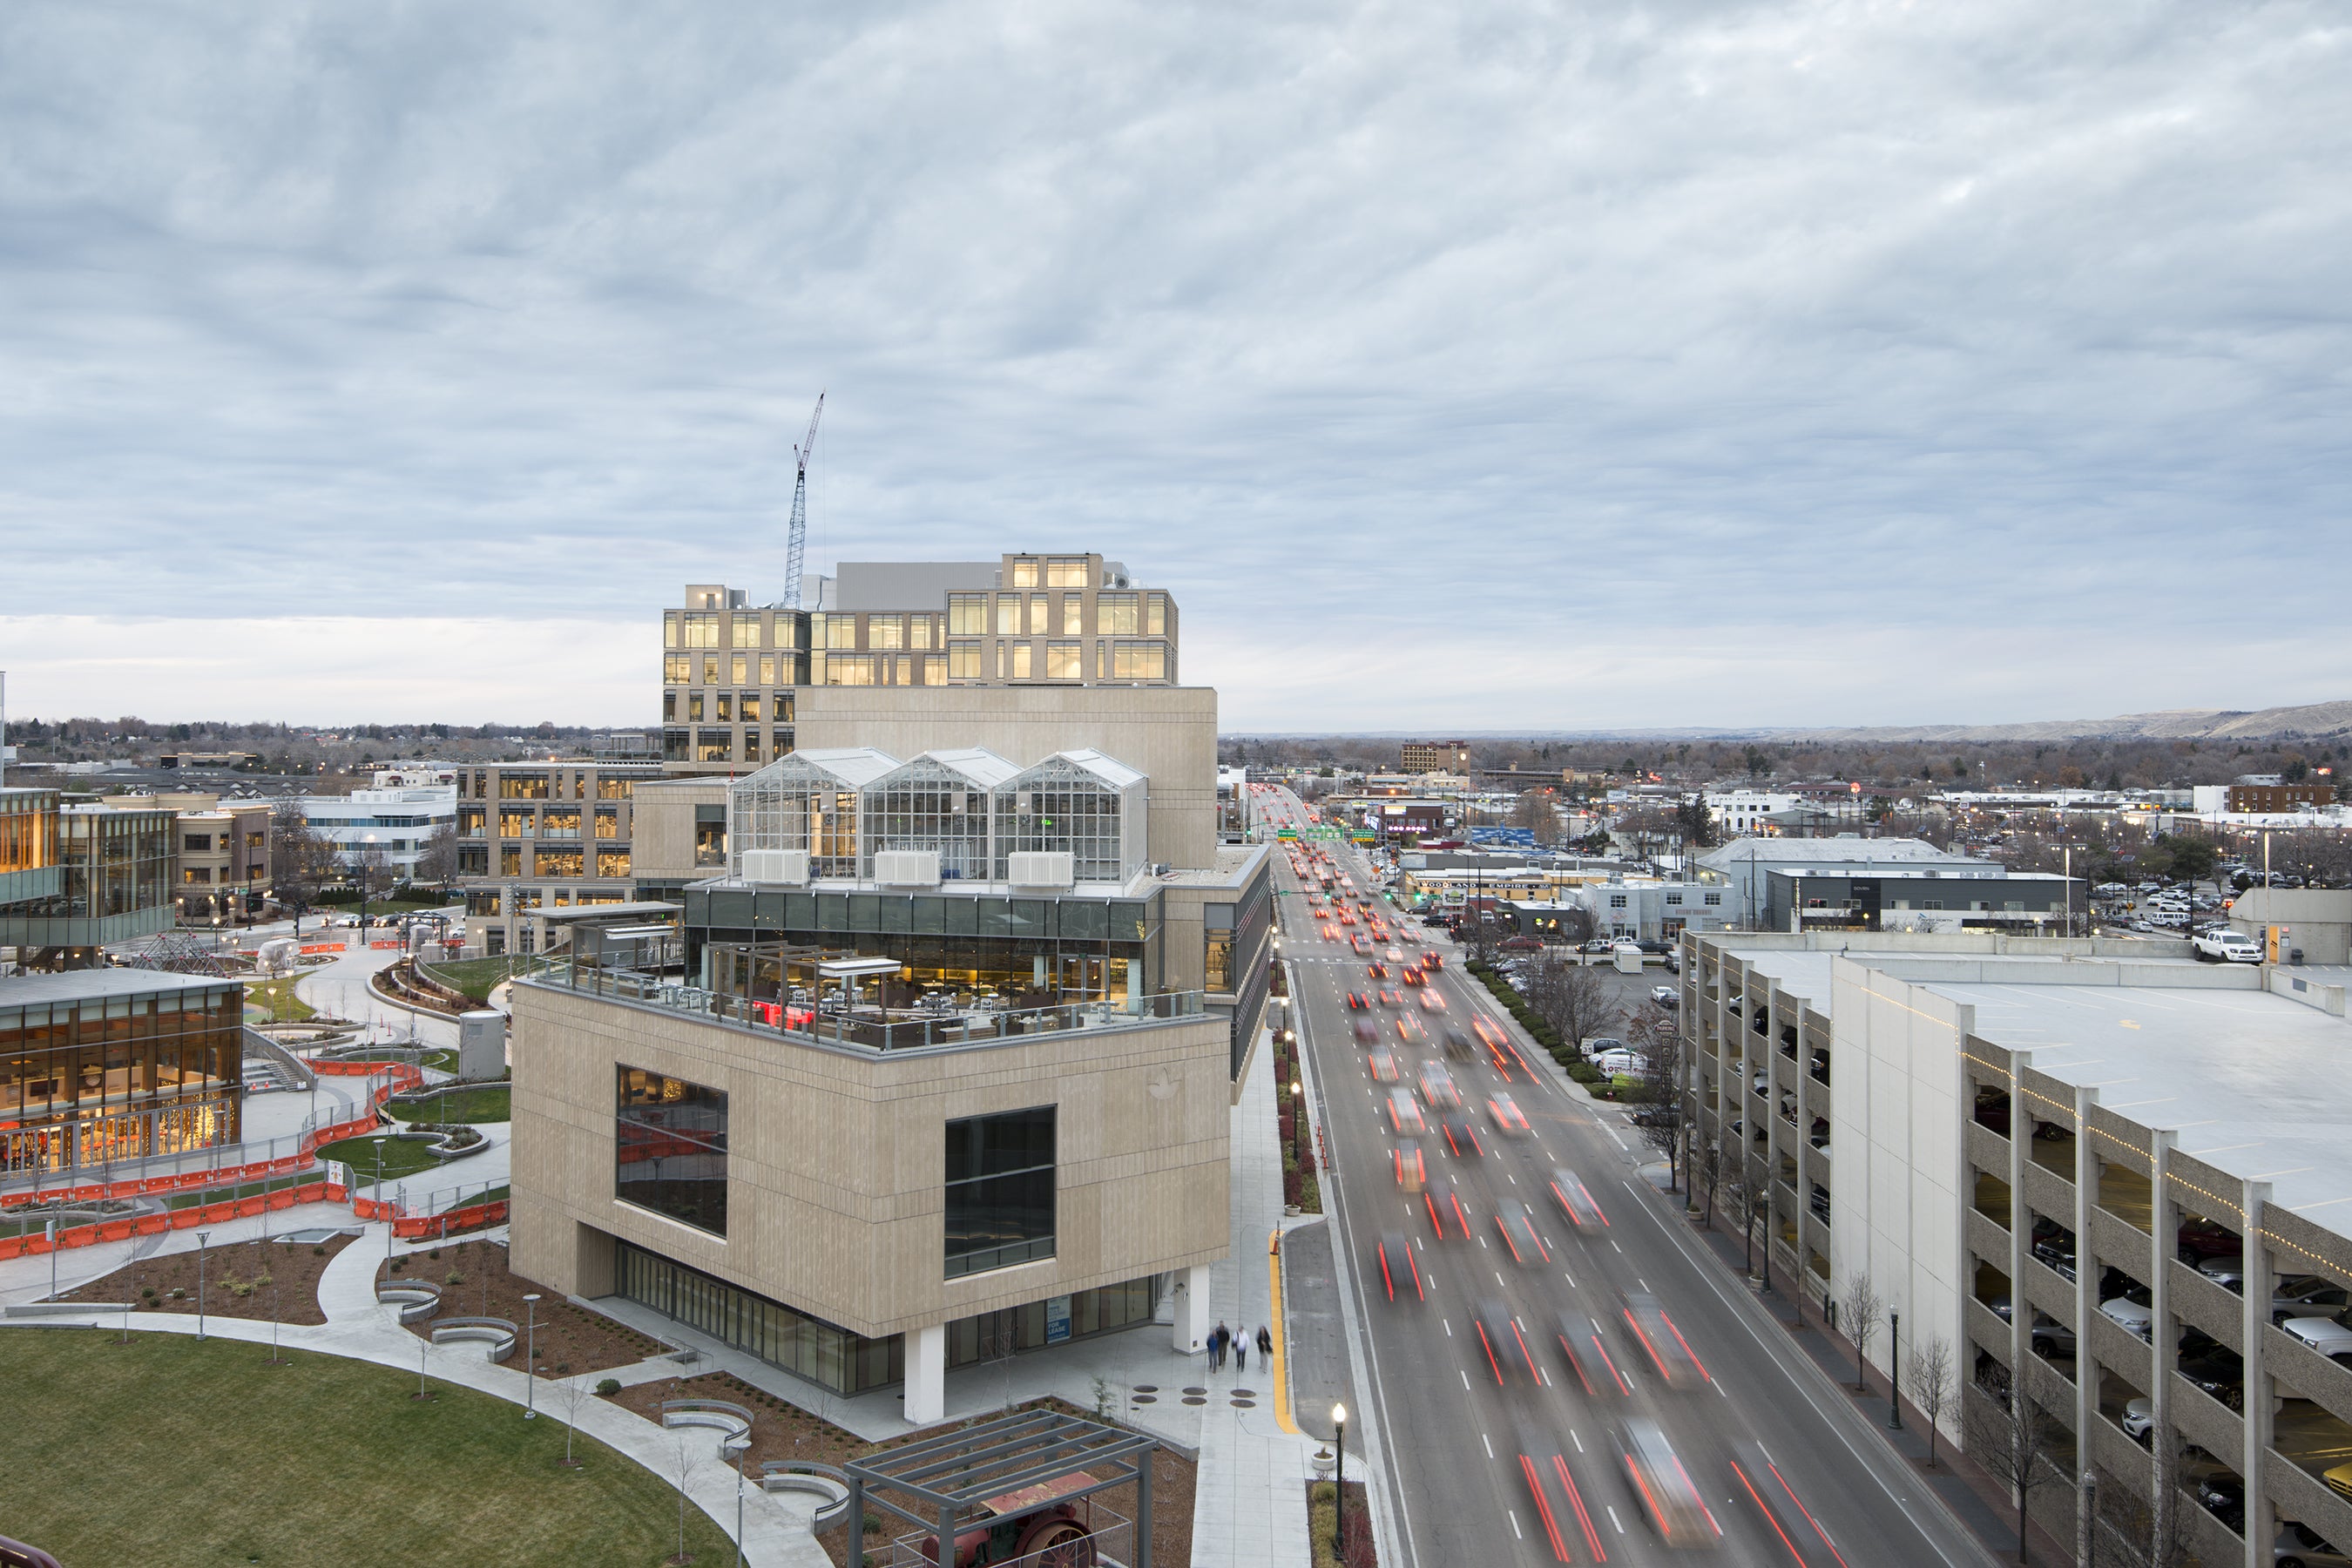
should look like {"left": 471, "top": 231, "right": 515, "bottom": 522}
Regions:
{"left": 1253, "top": 785, "right": 1991, "bottom": 1568}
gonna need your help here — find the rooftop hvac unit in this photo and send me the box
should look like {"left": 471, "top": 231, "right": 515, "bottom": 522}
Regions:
{"left": 1007, "top": 851, "right": 1075, "bottom": 889}
{"left": 874, "top": 850, "right": 942, "bottom": 888}
{"left": 740, "top": 848, "right": 809, "bottom": 885}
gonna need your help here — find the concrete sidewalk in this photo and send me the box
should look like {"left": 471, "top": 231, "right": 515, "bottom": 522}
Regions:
{"left": 0, "top": 1218, "right": 825, "bottom": 1568}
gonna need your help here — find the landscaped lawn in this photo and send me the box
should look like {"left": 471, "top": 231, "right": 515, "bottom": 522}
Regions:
{"left": 0, "top": 1329, "right": 733, "bottom": 1566}
{"left": 244, "top": 977, "right": 315, "bottom": 1022}
{"left": 388, "top": 1084, "right": 512, "bottom": 1124}
{"left": 420, "top": 954, "right": 519, "bottom": 1002}
{"left": 317, "top": 1132, "right": 454, "bottom": 1184}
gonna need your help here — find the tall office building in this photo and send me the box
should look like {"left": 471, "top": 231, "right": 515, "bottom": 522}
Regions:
{"left": 660, "top": 552, "right": 1179, "bottom": 774}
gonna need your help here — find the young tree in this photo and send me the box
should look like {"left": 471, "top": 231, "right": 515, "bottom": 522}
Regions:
{"left": 1977, "top": 1364, "right": 2060, "bottom": 1565}
{"left": 1725, "top": 1175, "right": 1769, "bottom": 1278}
{"left": 1906, "top": 1335, "right": 1956, "bottom": 1468}
{"left": 1841, "top": 1271, "right": 1883, "bottom": 1392}
{"left": 669, "top": 1432, "right": 700, "bottom": 1566}
{"left": 559, "top": 1375, "right": 590, "bottom": 1467}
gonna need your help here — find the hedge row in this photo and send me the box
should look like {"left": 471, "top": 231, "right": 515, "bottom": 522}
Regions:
{"left": 1466, "top": 961, "right": 1607, "bottom": 1087}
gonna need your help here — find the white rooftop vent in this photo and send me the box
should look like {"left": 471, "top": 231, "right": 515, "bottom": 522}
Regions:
{"left": 740, "top": 848, "right": 809, "bottom": 885}
{"left": 1008, "top": 851, "right": 1075, "bottom": 889}
{"left": 874, "top": 850, "right": 942, "bottom": 888}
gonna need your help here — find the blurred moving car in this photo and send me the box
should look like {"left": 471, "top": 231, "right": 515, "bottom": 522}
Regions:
{"left": 1612, "top": 1418, "right": 1717, "bottom": 1546}
{"left": 1417, "top": 1059, "right": 1463, "bottom": 1109}
{"left": 1548, "top": 1168, "right": 1606, "bottom": 1228}
{"left": 1620, "top": 1290, "right": 1708, "bottom": 1388}
{"left": 1367, "top": 1048, "right": 1401, "bottom": 1083}
{"left": 1488, "top": 1093, "right": 1531, "bottom": 1138}
{"left": 1475, "top": 1297, "right": 1540, "bottom": 1386}
{"left": 1496, "top": 1202, "right": 1552, "bottom": 1265}
{"left": 1392, "top": 1146, "right": 1425, "bottom": 1193}
{"left": 1377, "top": 1231, "right": 1424, "bottom": 1303}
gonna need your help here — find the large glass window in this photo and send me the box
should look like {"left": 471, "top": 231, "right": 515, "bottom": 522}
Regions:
{"left": 948, "top": 594, "right": 988, "bottom": 635}
{"left": 1009, "top": 644, "right": 1032, "bottom": 679}
{"left": 1046, "top": 557, "right": 1089, "bottom": 588}
{"left": 498, "top": 809, "right": 532, "bottom": 839}
{"left": 664, "top": 653, "right": 691, "bottom": 683}
{"left": 995, "top": 596, "right": 1021, "bottom": 635}
{"left": 598, "top": 848, "right": 631, "bottom": 877}
{"left": 697, "top": 730, "right": 733, "bottom": 762}
{"left": 680, "top": 612, "right": 721, "bottom": 648}
{"left": 499, "top": 773, "right": 550, "bottom": 800}
{"left": 945, "top": 1105, "right": 1055, "bottom": 1277}
{"left": 732, "top": 654, "right": 750, "bottom": 686}
{"left": 1045, "top": 642, "right": 1083, "bottom": 681}
{"left": 992, "top": 755, "right": 1140, "bottom": 883}
{"left": 617, "top": 1242, "right": 902, "bottom": 1395}
{"left": 868, "top": 615, "right": 904, "bottom": 650}
{"left": 539, "top": 809, "right": 580, "bottom": 839}
{"left": 1061, "top": 596, "right": 1083, "bottom": 635}
{"left": 948, "top": 641, "right": 983, "bottom": 680}
{"left": 598, "top": 776, "right": 636, "bottom": 801}
{"left": 616, "top": 1067, "right": 728, "bottom": 1236}
{"left": 536, "top": 848, "right": 584, "bottom": 877}
{"left": 909, "top": 615, "right": 934, "bottom": 650}
{"left": 1096, "top": 592, "right": 1138, "bottom": 635}
{"left": 1009, "top": 557, "right": 1040, "bottom": 588}
{"left": 861, "top": 759, "right": 997, "bottom": 881}
{"left": 1112, "top": 643, "right": 1166, "bottom": 680}
{"left": 829, "top": 655, "right": 876, "bottom": 686}
{"left": 828, "top": 616, "right": 860, "bottom": 651}
{"left": 732, "top": 612, "right": 763, "bottom": 648}
{"left": 1146, "top": 593, "right": 1168, "bottom": 636}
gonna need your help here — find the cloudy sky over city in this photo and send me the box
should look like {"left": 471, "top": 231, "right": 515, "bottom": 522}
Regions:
{"left": 2, "top": 2, "right": 2346, "bottom": 732}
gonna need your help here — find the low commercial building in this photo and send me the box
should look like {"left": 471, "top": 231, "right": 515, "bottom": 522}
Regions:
{"left": 1548, "top": 879, "right": 1734, "bottom": 943}
{"left": 2228, "top": 889, "right": 2352, "bottom": 967}
{"left": 1683, "top": 929, "right": 2352, "bottom": 1565}
{"left": 299, "top": 766, "right": 458, "bottom": 875}
{"left": 1761, "top": 867, "right": 2084, "bottom": 935}
{"left": 1697, "top": 835, "right": 1998, "bottom": 929}
{"left": 0, "top": 967, "right": 245, "bottom": 1173}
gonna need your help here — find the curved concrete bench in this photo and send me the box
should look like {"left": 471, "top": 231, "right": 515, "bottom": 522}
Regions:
{"left": 428, "top": 1315, "right": 517, "bottom": 1362}
{"left": 760, "top": 1462, "right": 851, "bottom": 1530}
{"left": 662, "top": 1398, "right": 754, "bottom": 1457}
{"left": 375, "top": 1281, "right": 443, "bottom": 1324}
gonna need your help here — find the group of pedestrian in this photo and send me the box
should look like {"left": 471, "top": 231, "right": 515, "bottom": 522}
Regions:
{"left": 1207, "top": 1321, "right": 1277, "bottom": 1374}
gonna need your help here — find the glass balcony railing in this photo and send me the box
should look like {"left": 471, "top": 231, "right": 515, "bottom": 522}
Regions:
{"left": 516, "top": 956, "right": 1205, "bottom": 1053}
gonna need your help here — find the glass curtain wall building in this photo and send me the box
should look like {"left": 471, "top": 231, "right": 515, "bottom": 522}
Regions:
{"left": 0, "top": 805, "right": 174, "bottom": 963}
{"left": 0, "top": 970, "right": 243, "bottom": 1173}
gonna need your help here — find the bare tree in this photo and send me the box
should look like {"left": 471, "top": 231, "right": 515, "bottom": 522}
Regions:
{"left": 268, "top": 799, "right": 336, "bottom": 934}
{"left": 669, "top": 1432, "right": 701, "bottom": 1566}
{"left": 1694, "top": 1137, "right": 1725, "bottom": 1227}
{"left": 1841, "top": 1271, "right": 1884, "bottom": 1392}
{"left": 410, "top": 819, "right": 459, "bottom": 890}
{"left": 1906, "top": 1335, "right": 1956, "bottom": 1468}
{"left": 1977, "top": 1363, "right": 2061, "bottom": 1565}
{"left": 1725, "top": 1173, "right": 1769, "bottom": 1278}
{"left": 1511, "top": 788, "right": 1563, "bottom": 846}
{"left": 1523, "top": 955, "right": 1619, "bottom": 1056}
{"left": 1627, "top": 1012, "right": 1686, "bottom": 1188}
{"left": 559, "top": 1375, "right": 590, "bottom": 1467}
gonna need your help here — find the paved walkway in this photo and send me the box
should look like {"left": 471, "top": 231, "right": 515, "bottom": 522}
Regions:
{"left": 0, "top": 1220, "right": 825, "bottom": 1568}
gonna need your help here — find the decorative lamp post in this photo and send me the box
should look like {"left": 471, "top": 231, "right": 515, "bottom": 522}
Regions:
{"left": 524, "top": 1294, "right": 541, "bottom": 1417}
{"left": 373, "top": 1135, "right": 391, "bottom": 1260}
{"left": 1331, "top": 1402, "right": 1348, "bottom": 1556}
{"left": 196, "top": 1230, "right": 213, "bottom": 1341}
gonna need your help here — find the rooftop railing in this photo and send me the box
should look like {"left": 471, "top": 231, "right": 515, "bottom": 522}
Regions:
{"left": 517, "top": 956, "right": 1205, "bottom": 1053}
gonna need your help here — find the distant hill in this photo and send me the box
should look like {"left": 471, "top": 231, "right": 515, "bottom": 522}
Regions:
{"left": 1774, "top": 700, "right": 2352, "bottom": 745}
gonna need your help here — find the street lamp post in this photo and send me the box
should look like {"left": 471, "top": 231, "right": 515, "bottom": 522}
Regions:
{"left": 524, "top": 1293, "right": 541, "bottom": 1417}
{"left": 1888, "top": 1309, "right": 1902, "bottom": 1429}
{"left": 196, "top": 1230, "right": 213, "bottom": 1341}
{"left": 1331, "top": 1402, "right": 1348, "bottom": 1557}
{"left": 373, "top": 1136, "right": 391, "bottom": 1262}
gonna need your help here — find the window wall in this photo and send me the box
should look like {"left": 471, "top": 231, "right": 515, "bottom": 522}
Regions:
{"left": 615, "top": 1066, "right": 728, "bottom": 1236}
{"left": 859, "top": 757, "right": 1005, "bottom": 882}
{"left": 617, "top": 1241, "right": 904, "bottom": 1395}
{"left": 0, "top": 981, "right": 242, "bottom": 1173}
{"left": 946, "top": 1276, "right": 1159, "bottom": 1369}
{"left": 945, "top": 1105, "right": 1056, "bottom": 1278}
{"left": 992, "top": 755, "right": 1143, "bottom": 884}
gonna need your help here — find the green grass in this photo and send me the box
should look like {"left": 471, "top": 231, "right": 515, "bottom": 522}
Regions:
{"left": 419, "top": 955, "right": 518, "bottom": 1003}
{"left": 388, "top": 1085, "right": 511, "bottom": 1125}
{"left": 243, "top": 977, "right": 315, "bottom": 1023}
{"left": 317, "top": 1133, "right": 450, "bottom": 1183}
{"left": 0, "top": 1330, "right": 733, "bottom": 1567}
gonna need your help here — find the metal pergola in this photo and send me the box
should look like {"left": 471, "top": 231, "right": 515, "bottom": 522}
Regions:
{"left": 842, "top": 1407, "right": 1159, "bottom": 1567}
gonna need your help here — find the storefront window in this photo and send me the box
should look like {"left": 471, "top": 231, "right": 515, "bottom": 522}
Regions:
{"left": 617, "top": 1242, "right": 902, "bottom": 1395}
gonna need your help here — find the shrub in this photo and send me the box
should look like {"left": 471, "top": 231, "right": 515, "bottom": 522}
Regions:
{"left": 596, "top": 1377, "right": 622, "bottom": 1396}
{"left": 142, "top": 1287, "right": 156, "bottom": 1300}
{"left": 446, "top": 1271, "right": 464, "bottom": 1286}
{"left": 312, "top": 1245, "right": 327, "bottom": 1256}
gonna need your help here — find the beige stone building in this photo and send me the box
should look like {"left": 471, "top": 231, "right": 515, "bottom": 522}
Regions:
{"left": 511, "top": 580, "right": 1265, "bottom": 1420}
{"left": 452, "top": 760, "right": 666, "bottom": 954}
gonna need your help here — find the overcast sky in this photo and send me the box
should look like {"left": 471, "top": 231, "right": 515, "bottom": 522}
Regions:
{"left": 2, "top": 3, "right": 2346, "bottom": 732}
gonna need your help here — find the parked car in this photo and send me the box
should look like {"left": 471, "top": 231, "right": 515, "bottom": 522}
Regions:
{"left": 2099, "top": 1297, "right": 2154, "bottom": 1341}
{"left": 2122, "top": 1396, "right": 2154, "bottom": 1441}
{"left": 2280, "top": 1316, "right": 2352, "bottom": 1362}
{"left": 2275, "top": 1520, "right": 2352, "bottom": 1567}
{"left": 2192, "top": 928, "right": 2261, "bottom": 963}
{"left": 1649, "top": 984, "right": 1680, "bottom": 1008}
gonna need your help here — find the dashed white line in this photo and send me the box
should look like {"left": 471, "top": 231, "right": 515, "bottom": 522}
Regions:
{"left": 1570, "top": 1429, "right": 1584, "bottom": 1453}
{"left": 1482, "top": 1432, "right": 1494, "bottom": 1458}
{"left": 1508, "top": 1510, "right": 1523, "bottom": 1540}
{"left": 1563, "top": 1269, "right": 1578, "bottom": 1288}
{"left": 1443, "top": 1317, "right": 1452, "bottom": 1337}
{"left": 1460, "top": 1369, "right": 1471, "bottom": 1390}
{"left": 1606, "top": 1506, "right": 1625, "bottom": 1534}
{"left": 1611, "top": 1240, "right": 1624, "bottom": 1254}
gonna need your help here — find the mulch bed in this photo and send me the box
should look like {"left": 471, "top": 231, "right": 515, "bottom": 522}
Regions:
{"left": 605, "top": 1375, "right": 1197, "bottom": 1567}
{"left": 389, "top": 1237, "right": 667, "bottom": 1377}
{"left": 55, "top": 1233, "right": 359, "bottom": 1327}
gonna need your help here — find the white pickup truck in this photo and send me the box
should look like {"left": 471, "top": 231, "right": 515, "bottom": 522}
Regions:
{"left": 2193, "top": 928, "right": 2261, "bottom": 963}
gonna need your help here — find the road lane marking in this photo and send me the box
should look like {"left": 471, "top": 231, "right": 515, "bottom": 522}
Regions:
{"left": 1443, "top": 1317, "right": 1452, "bottom": 1337}
{"left": 1461, "top": 1369, "right": 1471, "bottom": 1389}
{"left": 1611, "top": 1240, "right": 1623, "bottom": 1254}
{"left": 1570, "top": 1429, "right": 1583, "bottom": 1452}
{"left": 1508, "top": 1510, "right": 1522, "bottom": 1540}
{"left": 1482, "top": 1432, "right": 1494, "bottom": 1458}
{"left": 1563, "top": 1269, "right": 1578, "bottom": 1288}
{"left": 1606, "top": 1506, "right": 1625, "bottom": 1534}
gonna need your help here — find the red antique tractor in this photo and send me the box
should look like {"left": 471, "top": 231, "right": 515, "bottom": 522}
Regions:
{"left": 921, "top": 1472, "right": 1099, "bottom": 1566}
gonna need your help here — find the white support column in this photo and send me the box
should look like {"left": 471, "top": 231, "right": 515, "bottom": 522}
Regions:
{"left": 2007, "top": 1051, "right": 2034, "bottom": 1385}
{"left": 2241, "top": 1178, "right": 2275, "bottom": 1568}
{"left": 2149, "top": 1129, "right": 2179, "bottom": 1541}
{"left": 905, "top": 1322, "right": 946, "bottom": 1426}
{"left": 2073, "top": 1083, "right": 2100, "bottom": 1556}
{"left": 1173, "top": 1262, "right": 1212, "bottom": 1355}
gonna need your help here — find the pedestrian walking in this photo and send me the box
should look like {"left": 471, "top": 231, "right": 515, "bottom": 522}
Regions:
{"left": 1213, "top": 1320, "right": 1229, "bottom": 1369}
{"left": 1257, "top": 1324, "right": 1274, "bottom": 1359}
{"left": 1235, "top": 1339, "right": 1248, "bottom": 1375}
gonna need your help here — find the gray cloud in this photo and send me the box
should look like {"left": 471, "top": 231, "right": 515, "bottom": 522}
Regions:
{"left": 1, "top": 0, "right": 2346, "bottom": 729}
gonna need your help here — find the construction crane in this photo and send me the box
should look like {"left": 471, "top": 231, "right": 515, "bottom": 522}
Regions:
{"left": 782, "top": 392, "right": 825, "bottom": 611}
